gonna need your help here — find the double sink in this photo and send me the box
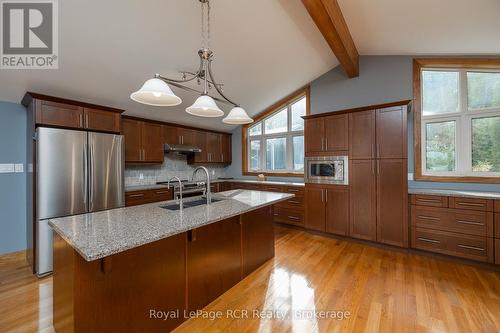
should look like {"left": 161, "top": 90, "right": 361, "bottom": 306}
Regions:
{"left": 160, "top": 197, "right": 224, "bottom": 211}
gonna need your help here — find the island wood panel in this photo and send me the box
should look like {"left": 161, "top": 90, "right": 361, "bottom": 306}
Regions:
{"left": 84, "top": 108, "right": 121, "bottom": 133}
{"left": 53, "top": 232, "right": 187, "bottom": 333}
{"left": 241, "top": 206, "right": 275, "bottom": 277}
{"left": 187, "top": 216, "right": 242, "bottom": 311}
{"left": 376, "top": 159, "right": 408, "bottom": 247}
{"left": 349, "top": 159, "right": 376, "bottom": 241}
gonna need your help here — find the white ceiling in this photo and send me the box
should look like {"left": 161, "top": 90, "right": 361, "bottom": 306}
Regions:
{"left": 1, "top": 0, "right": 499, "bottom": 131}
{"left": 338, "top": 0, "right": 500, "bottom": 55}
{"left": 0, "top": 0, "right": 336, "bottom": 131}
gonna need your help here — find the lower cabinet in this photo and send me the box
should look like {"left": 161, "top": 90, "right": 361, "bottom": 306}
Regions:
{"left": 187, "top": 216, "right": 242, "bottom": 311}
{"left": 305, "top": 185, "right": 349, "bottom": 235}
{"left": 349, "top": 160, "right": 377, "bottom": 241}
{"left": 125, "top": 188, "right": 173, "bottom": 207}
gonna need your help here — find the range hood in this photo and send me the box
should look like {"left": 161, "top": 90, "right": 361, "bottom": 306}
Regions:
{"left": 164, "top": 143, "right": 202, "bottom": 154}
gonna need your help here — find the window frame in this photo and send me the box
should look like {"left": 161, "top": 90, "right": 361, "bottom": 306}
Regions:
{"left": 413, "top": 58, "right": 500, "bottom": 183}
{"left": 242, "top": 86, "right": 310, "bottom": 177}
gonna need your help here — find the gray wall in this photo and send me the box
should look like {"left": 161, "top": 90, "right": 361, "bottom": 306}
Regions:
{"left": 230, "top": 55, "right": 500, "bottom": 191}
{"left": 0, "top": 102, "right": 27, "bottom": 255}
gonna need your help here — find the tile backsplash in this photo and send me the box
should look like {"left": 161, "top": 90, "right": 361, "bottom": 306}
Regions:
{"left": 125, "top": 153, "right": 227, "bottom": 187}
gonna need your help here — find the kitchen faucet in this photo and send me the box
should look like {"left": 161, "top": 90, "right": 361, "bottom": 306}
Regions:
{"left": 192, "top": 166, "right": 211, "bottom": 205}
{"left": 167, "top": 176, "right": 183, "bottom": 210}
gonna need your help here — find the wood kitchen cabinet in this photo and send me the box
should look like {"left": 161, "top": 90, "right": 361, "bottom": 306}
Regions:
{"left": 163, "top": 125, "right": 178, "bottom": 144}
{"left": 305, "top": 184, "right": 349, "bottom": 235}
{"left": 192, "top": 130, "right": 208, "bottom": 162}
{"left": 221, "top": 134, "right": 232, "bottom": 164}
{"left": 349, "top": 159, "right": 377, "bottom": 241}
{"left": 187, "top": 216, "right": 242, "bottom": 311}
{"left": 349, "top": 110, "right": 376, "bottom": 160}
{"left": 376, "top": 159, "right": 408, "bottom": 247}
{"left": 305, "top": 114, "right": 348, "bottom": 156}
{"left": 206, "top": 132, "right": 222, "bottom": 163}
{"left": 24, "top": 93, "right": 123, "bottom": 133}
{"left": 376, "top": 106, "right": 407, "bottom": 159}
{"left": 178, "top": 128, "right": 196, "bottom": 145}
{"left": 122, "top": 118, "right": 164, "bottom": 164}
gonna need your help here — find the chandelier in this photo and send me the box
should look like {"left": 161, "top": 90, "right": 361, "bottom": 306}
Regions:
{"left": 130, "top": 0, "right": 253, "bottom": 125}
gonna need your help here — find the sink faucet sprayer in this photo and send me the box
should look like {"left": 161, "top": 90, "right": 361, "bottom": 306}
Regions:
{"left": 167, "top": 176, "right": 183, "bottom": 210}
{"left": 192, "top": 166, "right": 211, "bottom": 205}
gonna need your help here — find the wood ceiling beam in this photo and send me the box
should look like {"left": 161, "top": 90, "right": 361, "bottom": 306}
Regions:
{"left": 302, "top": 0, "right": 359, "bottom": 78}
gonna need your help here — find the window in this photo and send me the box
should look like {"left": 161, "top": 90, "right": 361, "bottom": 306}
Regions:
{"left": 414, "top": 59, "right": 500, "bottom": 182}
{"left": 243, "top": 87, "right": 309, "bottom": 175}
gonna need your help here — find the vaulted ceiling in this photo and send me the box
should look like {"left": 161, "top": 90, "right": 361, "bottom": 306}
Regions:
{"left": 0, "top": 0, "right": 499, "bottom": 131}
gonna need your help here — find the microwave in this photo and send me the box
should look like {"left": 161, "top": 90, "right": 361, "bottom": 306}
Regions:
{"left": 305, "top": 156, "right": 348, "bottom": 185}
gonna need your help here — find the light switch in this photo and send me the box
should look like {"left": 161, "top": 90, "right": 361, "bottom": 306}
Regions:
{"left": 0, "top": 164, "right": 15, "bottom": 173}
{"left": 408, "top": 173, "right": 414, "bottom": 181}
{"left": 15, "top": 164, "right": 24, "bottom": 173}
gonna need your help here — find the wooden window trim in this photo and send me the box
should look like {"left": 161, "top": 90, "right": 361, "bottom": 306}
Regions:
{"left": 413, "top": 58, "right": 500, "bottom": 184}
{"left": 242, "top": 86, "right": 310, "bottom": 177}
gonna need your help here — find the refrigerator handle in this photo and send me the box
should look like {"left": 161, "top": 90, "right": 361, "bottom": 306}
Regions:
{"left": 89, "top": 143, "right": 94, "bottom": 210}
{"left": 83, "top": 143, "right": 88, "bottom": 206}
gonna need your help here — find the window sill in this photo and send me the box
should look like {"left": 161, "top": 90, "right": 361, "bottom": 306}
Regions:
{"left": 415, "top": 174, "right": 500, "bottom": 184}
{"left": 243, "top": 171, "right": 304, "bottom": 178}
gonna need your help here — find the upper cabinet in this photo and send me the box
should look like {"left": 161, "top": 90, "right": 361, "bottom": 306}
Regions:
{"left": 349, "top": 110, "right": 376, "bottom": 159}
{"left": 122, "top": 118, "right": 163, "bottom": 164}
{"left": 188, "top": 131, "right": 232, "bottom": 165}
{"left": 22, "top": 93, "right": 123, "bottom": 133}
{"left": 376, "top": 106, "right": 407, "bottom": 159}
{"left": 305, "top": 114, "right": 348, "bottom": 156}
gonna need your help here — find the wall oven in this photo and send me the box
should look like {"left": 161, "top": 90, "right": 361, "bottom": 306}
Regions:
{"left": 305, "top": 156, "right": 348, "bottom": 185}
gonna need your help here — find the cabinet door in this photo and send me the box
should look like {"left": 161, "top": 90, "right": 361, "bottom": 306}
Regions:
{"left": 305, "top": 118, "right": 324, "bottom": 154}
{"left": 221, "top": 134, "right": 232, "bottom": 164}
{"left": 192, "top": 131, "right": 208, "bottom": 163}
{"left": 179, "top": 128, "right": 196, "bottom": 145}
{"left": 349, "top": 160, "right": 376, "bottom": 240}
{"left": 377, "top": 159, "right": 408, "bottom": 247}
{"left": 84, "top": 108, "right": 120, "bottom": 133}
{"left": 325, "top": 187, "right": 349, "bottom": 236}
{"left": 376, "top": 107, "right": 406, "bottom": 159}
{"left": 324, "top": 114, "right": 348, "bottom": 153}
{"left": 163, "top": 125, "right": 179, "bottom": 144}
{"left": 305, "top": 186, "right": 326, "bottom": 231}
{"left": 187, "top": 217, "right": 241, "bottom": 311}
{"left": 122, "top": 119, "right": 142, "bottom": 162}
{"left": 36, "top": 100, "right": 84, "bottom": 128}
{"left": 349, "top": 110, "right": 376, "bottom": 159}
{"left": 141, "top": 122, "right": 164, "bottom": 163}
{"left": 206, "top": 132, "right": 222, "bottom": 163}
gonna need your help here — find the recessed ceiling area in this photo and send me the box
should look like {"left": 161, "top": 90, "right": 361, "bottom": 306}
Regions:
{"left": 0, "top": 0, "right": 336, "bottom": 131}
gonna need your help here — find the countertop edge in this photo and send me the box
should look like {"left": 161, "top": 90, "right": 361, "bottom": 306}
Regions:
{"left": 408, "top": 188, "right": 500, "bottom": 200}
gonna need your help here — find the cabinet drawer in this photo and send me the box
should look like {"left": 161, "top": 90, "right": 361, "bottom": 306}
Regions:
{"left": 150, "top": 188, "right": 173, "bottom": 202}
{"left": 412, "top": 228, "right": 493, "bottom": 263}
{"left": 273, "top": 208, "right": 304, "bottom": 227}
{"left": 284, "top": 186, "right": 304, "bottom": 196}
{"left": 411, "top": 206, "right": 493, "bottom": 237}
{"left": 449, "top": 197, "right": 493, "bottom": 212}
{"left": 125, "top": 191, "right": 151, "bottom": 206}
{"left": 275, "top": 196, "right": 304, "bottom": 210}
{"left": 262, "top": 185, "right": 284, "bottom": 193}
{"left": 411, "top": 194, "right": 448, "bottom": 207}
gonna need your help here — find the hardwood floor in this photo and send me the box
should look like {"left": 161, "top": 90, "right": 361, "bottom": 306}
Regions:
{"left": 1, "top": 226, "right": 499, "bottom": 333}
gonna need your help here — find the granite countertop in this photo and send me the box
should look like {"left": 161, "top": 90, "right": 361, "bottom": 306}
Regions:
{"left": 49, "top": 190, "right": 294, "bottom": 262}
{"left": 409, "top": 188, "right": 500, "bottom": 200}
{"left": 125, "top": 178, "right": 305, "bottom": 192}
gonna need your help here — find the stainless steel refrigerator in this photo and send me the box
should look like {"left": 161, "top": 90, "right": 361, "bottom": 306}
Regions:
{"left": 36, "top": 127, "right": 124, "bottom": 276}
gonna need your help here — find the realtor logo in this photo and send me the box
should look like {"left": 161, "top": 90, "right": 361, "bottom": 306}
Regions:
{"left": 1, "top": 0, "right": 58, "bottom": 69}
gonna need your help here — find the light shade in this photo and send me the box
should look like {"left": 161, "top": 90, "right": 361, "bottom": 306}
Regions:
{"left": 223, "top": 107, "right": 253, "bottom": 124}
{"left": 185, "top": 95, "right": 224, "bottom": 117}
{"left": 130, "top": 78, "right": 182, "bottom": 106}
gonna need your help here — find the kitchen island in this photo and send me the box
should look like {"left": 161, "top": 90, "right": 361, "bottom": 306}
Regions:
{"left": 49, "top": 189, "right": 293, "bottom": 333}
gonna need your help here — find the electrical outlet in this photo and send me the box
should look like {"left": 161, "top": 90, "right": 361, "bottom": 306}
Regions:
{"left": 139, "top": 173, "right": 144, "bottom": 180}
{"left": 408, "top": 173, "right": 414, "bottom": 181}
{"left": 0, "top": 164, "right": 15, "bottom": 173}
{"left": 15, "top": 164, "right": 24, "bottom": 173}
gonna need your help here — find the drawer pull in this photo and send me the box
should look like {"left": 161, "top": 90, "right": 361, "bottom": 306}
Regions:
{"left": 155, "top": 191, "right": 170, "bottom": 195}
{"left": 417, "top": 198, "right": 440, "bottom": 203}
{"left": 456, "top": 220, "right": 483, "bottom": 226}
{"left": 456, "top": 202, "right": 484, "bottom": 207}
{"left": 457, "top": 244, "right": 485, "bottom": 251}
{"left": 273, "top": 213, "right": 279, "bottom": 216}
{"left": 417, "top": 237, "right": 441, "bottom": 244}
{"left": 417, "top": 215, "right": 440, "bottom": 221}
{"left": 288, "top": 200, "right": 301, "bottom": 204}
{"left": 288, "top": 189, "right": 300, "bottom": 192}
{"left": 287, "top": 216, "right": 300, "bottom": 220}
{"left": 128, "top": 194, "right": 144, "bottom": 198}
